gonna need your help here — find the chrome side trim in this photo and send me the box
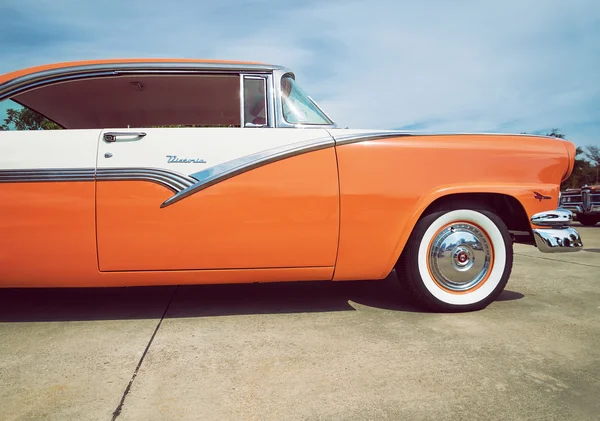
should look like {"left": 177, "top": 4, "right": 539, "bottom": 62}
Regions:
{"left": 533, "top": 227, "right": 583, "bottom": 253}
{"left": 160, "top": 136, "right": 335, "bottom": 208}
{"left": 0, "top": 167, "right": 196, "bottom": 193}
{"left": 331, "top": 131, "right": 414, "bottom": 146}
{"left": 329, "top": 130, "right": 568, "bottom": 146}
{"left": 97, "top": 168, "right": 196, "bottom": 192}
{"left": 0, "top": 168, "right": 95, "bottom": 182}
{"left": 530, "top": 209, "right": 573, "bottom": 228}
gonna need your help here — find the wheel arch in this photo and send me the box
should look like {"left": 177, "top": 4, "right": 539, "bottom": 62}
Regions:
{"left": 391, "top": 190, "right": 532, "bottom": 272}
{"left": 421, "top": 192, "right": 532, "bottom": 238}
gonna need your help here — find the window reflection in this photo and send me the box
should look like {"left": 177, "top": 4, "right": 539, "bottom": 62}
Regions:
{"left": 281, "top": 75, "right": 332, "bottom": 125}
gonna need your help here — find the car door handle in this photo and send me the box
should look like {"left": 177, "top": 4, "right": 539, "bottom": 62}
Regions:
{"left": 104, "top": 132, "right": 147, "bottom": 143}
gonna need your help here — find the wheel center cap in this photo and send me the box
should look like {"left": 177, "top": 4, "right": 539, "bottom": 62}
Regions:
{"left": 452, "top": 247, "right": 472, "bottom": 268}
{"left": 428, "top": 223, "right": 492, "bottom": 291}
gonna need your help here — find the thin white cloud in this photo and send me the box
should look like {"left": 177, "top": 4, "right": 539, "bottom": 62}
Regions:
{"left": 1, "top": 0, "right": 599, "bottom": 146}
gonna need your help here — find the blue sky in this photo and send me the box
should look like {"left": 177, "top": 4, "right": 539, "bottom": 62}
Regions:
{"left": 1, "top": 0, "right": 599, "bottom": 147}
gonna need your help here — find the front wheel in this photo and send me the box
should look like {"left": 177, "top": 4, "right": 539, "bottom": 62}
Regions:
{"left": 396, "top": 206, "right": 513, "bottom": 312}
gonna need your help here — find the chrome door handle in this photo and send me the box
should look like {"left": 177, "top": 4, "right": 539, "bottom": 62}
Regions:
{"left": 104, "top": 132, "right": 147, "bottom": 143}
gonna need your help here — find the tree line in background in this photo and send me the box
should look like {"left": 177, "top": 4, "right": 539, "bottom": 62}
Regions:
{"left": 542, "top": 129, "right": 600, "bottom": 190}
{"left": 1, "top": 106, "right": 599, "bottom": 189}
{"left": 0, "top": 107, "right": 62, "bottom": 131}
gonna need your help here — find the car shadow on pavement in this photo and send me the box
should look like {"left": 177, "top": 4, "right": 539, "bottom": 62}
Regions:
{"left": 0, "top": 272, "right": 524, "bottom": 323}
{"left": 583, "top": 248, "right": 600, "bottom": 253}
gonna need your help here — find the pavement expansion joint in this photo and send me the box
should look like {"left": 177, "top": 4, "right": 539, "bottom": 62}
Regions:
{"left": 111, "top": 286, "right": 179, "bottom": 420}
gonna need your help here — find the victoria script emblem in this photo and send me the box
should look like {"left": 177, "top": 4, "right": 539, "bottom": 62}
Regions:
{"left": 167, "top": 155, "right": 207, "bottom": 164}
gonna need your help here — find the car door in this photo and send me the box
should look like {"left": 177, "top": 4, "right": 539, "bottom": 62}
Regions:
{"left": 95, "top": 74, "right": 339, "bottom": 272}
{"left": 0, "top": 99, "right": 101, "bottom": 285}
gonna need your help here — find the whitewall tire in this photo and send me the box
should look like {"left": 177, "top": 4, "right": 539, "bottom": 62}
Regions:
{"left": 396, "top": 205, "right": 513, "bottom": 312}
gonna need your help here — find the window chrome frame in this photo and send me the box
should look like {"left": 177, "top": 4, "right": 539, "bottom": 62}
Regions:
{"left": 240, "top": 73, "right": 273, "bottom": 128}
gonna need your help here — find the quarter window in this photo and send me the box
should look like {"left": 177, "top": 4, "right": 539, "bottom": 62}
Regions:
{"left": 281, "top": 75, "right": 332, "bottom": 125}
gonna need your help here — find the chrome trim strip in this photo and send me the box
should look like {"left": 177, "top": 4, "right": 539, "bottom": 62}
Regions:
{"left": 331, "top": 131, "right": 414, "bottom": 146}
{"left": 266, "top": 73, "right": 275, "bottom": 128}
{"left": 239, "top": 74, "right": 244, "bottom": 129}
{"left": 161, "top": 136, "right": 335, "bottom": 208}
{"left": 96, "top": 168, "right": 196, "bottom": 192}
{"left": 561, "top": 204, "right": 583, "bottom": 213}
{"left": 329, "top": 130, "right": 567, "bottom": 145}
{"left": 0, "top": 168, "right": 95, "bottom": 182}
{"left": 0, "top": 167, "right": 196, "bottom": 193}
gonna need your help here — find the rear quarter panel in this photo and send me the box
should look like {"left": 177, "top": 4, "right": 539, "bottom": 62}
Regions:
{"left": 332, "top": 132, "right": 571, "bottom": 280}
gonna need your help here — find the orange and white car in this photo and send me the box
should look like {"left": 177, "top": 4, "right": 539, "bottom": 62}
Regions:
{"left": 0, "top": 59, "right": 583, "bottom": 311}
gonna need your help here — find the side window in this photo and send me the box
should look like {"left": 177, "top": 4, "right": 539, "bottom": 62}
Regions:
{"left": 0, "top": 99, "right": 62, "bottom": 131}
{"left": 2, "top": 74, "right": 242, "bottom": 130}
{"left": 242, "top": 76, "right": 268, "bottom": 127}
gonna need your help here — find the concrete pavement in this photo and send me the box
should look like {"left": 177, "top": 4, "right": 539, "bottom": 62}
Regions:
{"left": 1, "top": 224, "right": 599, "bottom": 420}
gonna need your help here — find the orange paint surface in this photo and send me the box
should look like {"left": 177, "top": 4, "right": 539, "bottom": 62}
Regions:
{"left": 0, "top": 182, "right": 98, "bottom": 286}
{"left": 96, "top": 148, "right": 339, "bottom": 271}
{"left": 332, "top": 134, "right": 571, "bottom": 281}
{"left": 0, "top": 132, "right": 576, "bottom": 288}
{"left": 0, "top": 171, "right": 335, "bottom": 287}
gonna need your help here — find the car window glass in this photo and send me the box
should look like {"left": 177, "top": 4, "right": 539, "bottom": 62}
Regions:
{"left": 281, "top": 75, "right": 332, "bottom": 125}
{"left": 4, "top": 74, "right": 241, "bottom": 129}
{"left": 243, "top": 77, "right": 268, "bottom": 127}
{"left": 0, "top": 99, "right": 62, "bottom": 131}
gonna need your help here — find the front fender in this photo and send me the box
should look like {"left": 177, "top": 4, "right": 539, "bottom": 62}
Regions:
{"left": 331, "top": 132, "right": 569, "bottom": 281}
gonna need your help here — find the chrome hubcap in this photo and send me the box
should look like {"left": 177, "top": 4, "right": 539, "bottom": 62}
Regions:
{"left": 429, "top": 223, "right": 492, "bottom": 292}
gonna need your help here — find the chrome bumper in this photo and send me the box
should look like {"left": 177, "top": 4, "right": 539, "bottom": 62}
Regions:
{"left": 531, "top": 209, "right": 583, "bottom": 253}
{"left": 561, "top": 204, "right": 600, "bottom": 214}
{"left": 560, "top": 204, "right": 582, "bottom": 213}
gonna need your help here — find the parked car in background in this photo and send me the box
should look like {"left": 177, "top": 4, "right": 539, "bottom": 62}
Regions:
{"left": 560, "top": 184, "right": 600, "bottom": 226}
{"left": 0, "top": 59, "right": 583, "bottom": 312}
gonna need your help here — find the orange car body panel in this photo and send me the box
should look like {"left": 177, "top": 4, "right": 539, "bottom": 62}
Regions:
{"left": 96, "top": 148, "right": 339, "bottom": 272}
{"left": 0, "top": 149, "right": 337, "bottom": 287}
{"left": 332, "top": 134, "right": 570, "bottom": 280}
{"left": 0, "top": 182, "right": 98, "bottom": 286}
{"left": 0, "top": 133, "right": 573, "bottom": 287}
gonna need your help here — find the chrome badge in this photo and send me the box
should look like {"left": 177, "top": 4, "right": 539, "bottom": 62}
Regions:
{"left": 533, "top": 191, "right": 552, "bottom": 202}
{"left": 167, "top": 155, "right": 207, "bottom": 164}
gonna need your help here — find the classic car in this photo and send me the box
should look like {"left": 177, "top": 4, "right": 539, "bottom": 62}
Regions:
{"left": 0, "top": 59, "right": 583, "bottom": 312}
{"left": 560, "top": 184, "right": 600, "bottom": 226}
